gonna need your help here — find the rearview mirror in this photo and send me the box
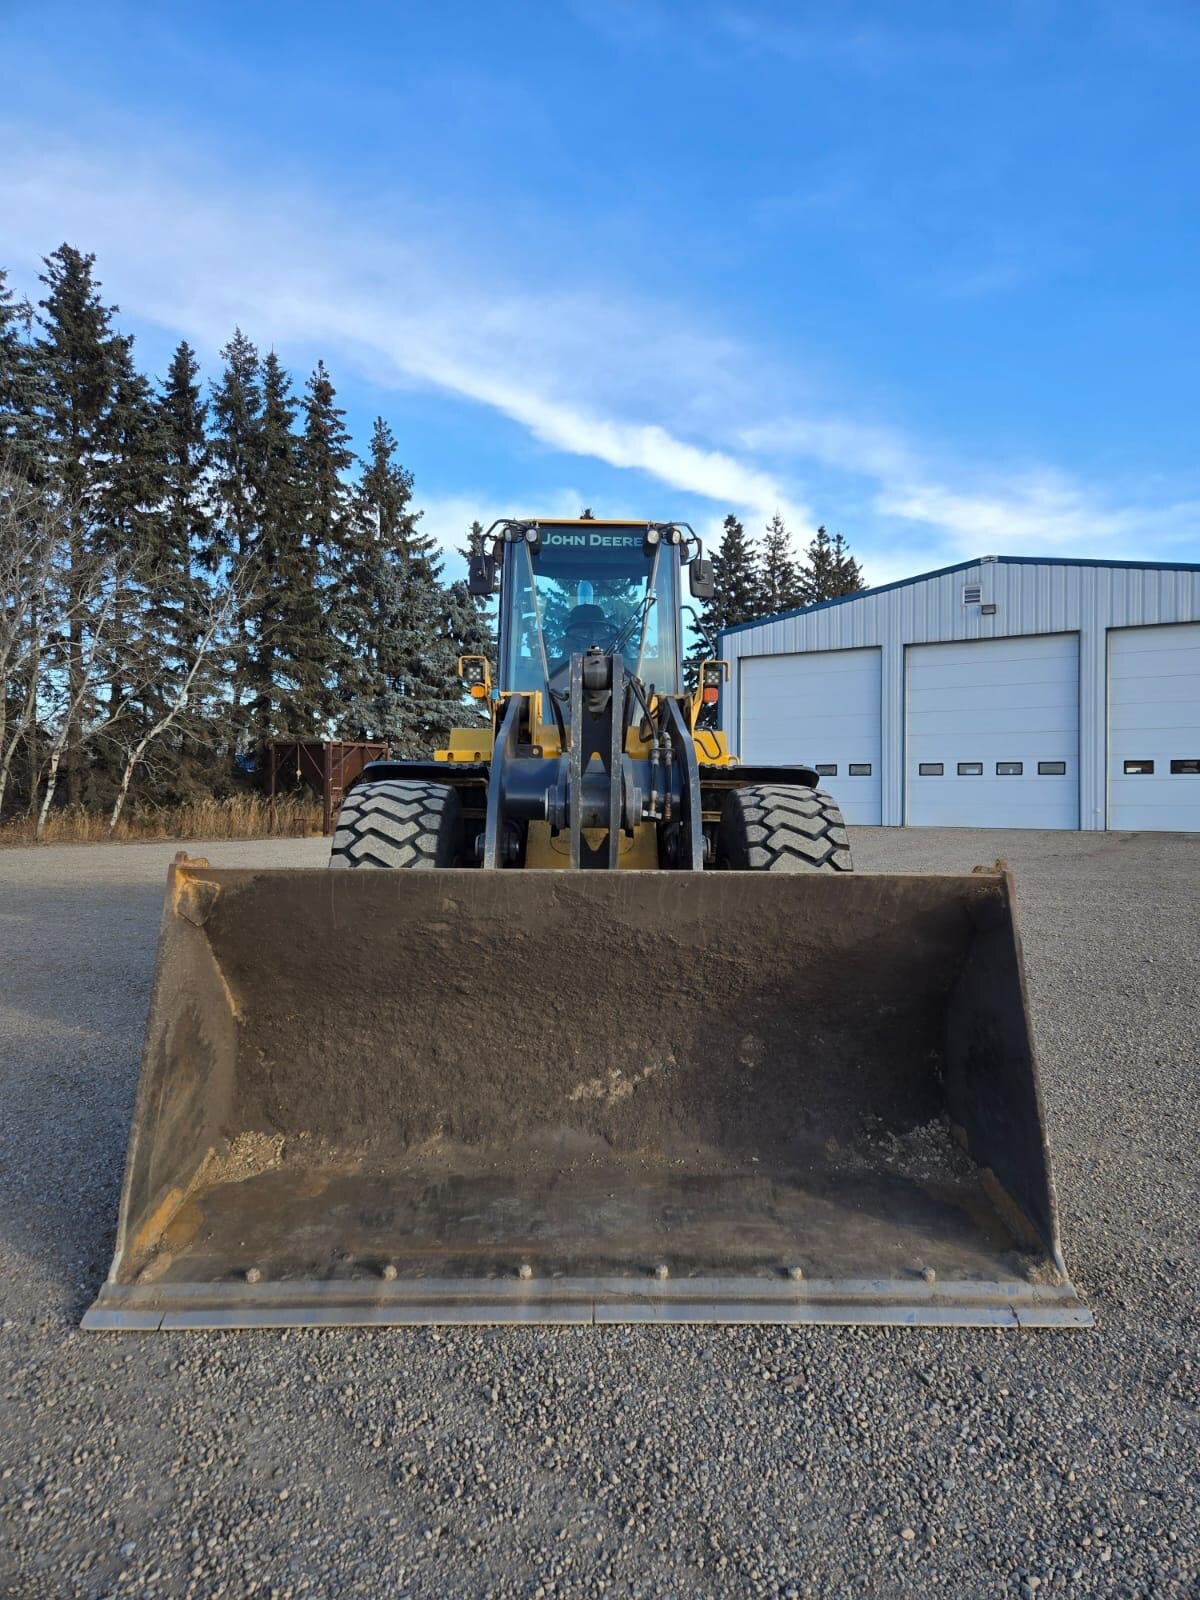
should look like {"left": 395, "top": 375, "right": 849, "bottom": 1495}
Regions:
{"left": 688, "top": 557, "right": 715, "bottom": 600}
{"left": 467, "top": 553, "right": 496, "bottom": 596}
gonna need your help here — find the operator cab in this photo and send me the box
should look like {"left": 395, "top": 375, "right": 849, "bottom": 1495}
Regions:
{"left": 499, "top": 522, "right": 685, "bottom": 702}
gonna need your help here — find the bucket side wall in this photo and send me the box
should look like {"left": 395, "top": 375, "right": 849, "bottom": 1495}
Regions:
{"left": 943, "top": 883, "right": 1063, "bottom": 1269}
{"left": 113, "top": 870, "right": 240, "bottom": 1282}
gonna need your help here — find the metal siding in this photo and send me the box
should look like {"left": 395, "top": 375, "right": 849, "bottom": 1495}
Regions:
{"left": 724, "top": 561, "right": 1200, "bottom": 829}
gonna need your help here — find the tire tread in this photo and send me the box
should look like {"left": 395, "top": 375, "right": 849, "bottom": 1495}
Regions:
{"left": 718, "top": 783, "right": 853, "bottom": 873}
{"left": 329, "top": 779, "right": 463, "bottom": 869}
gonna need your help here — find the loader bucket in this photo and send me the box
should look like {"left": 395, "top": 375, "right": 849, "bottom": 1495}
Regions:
{"left": 85, "top": 863, "right": 1090, "bottom": 1329}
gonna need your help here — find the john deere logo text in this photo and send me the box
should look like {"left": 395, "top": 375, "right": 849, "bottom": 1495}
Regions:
{"left": 542, "top": 533, "right": 642, "bottom": 548}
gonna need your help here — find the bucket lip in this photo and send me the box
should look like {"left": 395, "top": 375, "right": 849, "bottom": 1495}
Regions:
{"left": 83, "top": 1273, "right": 1092, "bottom": 1331}
{"left": 171, "top": 863, "right": 1014, "bottom": 884}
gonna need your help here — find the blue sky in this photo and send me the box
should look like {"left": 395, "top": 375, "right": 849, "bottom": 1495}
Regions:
{"left": 2, "top": 0, "right": 1198, "bottom": 582}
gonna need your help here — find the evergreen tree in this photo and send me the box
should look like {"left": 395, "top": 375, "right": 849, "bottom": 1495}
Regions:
{"left": 336, "top": 418, "right": 459, "bottom": 752}
{"left": 699, "top": 514, "right": 761, "bottom": 634}
{"left": 147, "top": 341, "right": 214, "bottom": 798}
{"left": 800, "top": 525, "right": 865, "bottom": 603}
{"left": 250, "top": 351, "right": 307, "bottom": 745}
{"left": 444, "top": 520, "right": 495, "bottom": 728}
{"left": 153, "top": 342, "right": 211, "bottom": 647}
{"left": 685, "top": 515, "right": 761, "bottom": 687}
{"left": 34, "top": 245, "right": 130, "bottom": 805}
{"left": 157, "top": 342, "right": 210, "bottom": 616}
{"left": 0, "top": 269, "right": 38, "bottom": 470}
{"left": 334, "top": 416, "right": 404, "bottom": 740}
{"left": 94, "top": 334, "right": 166, "bottom": 795}
{"left": 8, "top": 242, "right": 547, "bottom": 810}
{"left": 208, "top": 329, "right": 262, "bottom": 756}
{"left": 1, "top": 272, "right": 42, "bottom": 812}
{"left": 454, "top": 518, "right": 496, "bottom": 670}
{"left": 757, "top": 512, "right": 805, "bottom": 614}
{"left": 297, "top": 360, "right": 355, "bottom": 728}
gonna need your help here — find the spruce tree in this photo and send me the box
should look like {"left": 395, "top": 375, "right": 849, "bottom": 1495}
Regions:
{"left": 208, "top": 329, "right": 262, "bottom": 758}
{"left": 154, "top": 343, "right": 212, "bottom": 642}
{"left": 297, "top": 360, "right": 355, "bottom": 728}
{"left": 0, "top": 271, "right": 40, "bottom": 811}
{"left": 94, "top": 335, "right": 166, "bottom": 799}
{"left": 757, "top": 512, "right": 805, "bottom": 615}
{"left": 800, "top": 525, "right": 865, "bottom": 603}
{"left": 700, "top": 514, "right": 762, "bottom": 634}
{"left": 454, "top": 518, "right": 496, "bottom": 671}
{"left": 34, "top": 245, "right": 130, "bottom": 806}
{"left": 336, "top": 418, "right": 458, "bottom": 753}
{"left": 0, "top": 269, "right": 38, "bottom": 470}
{"left": 251, "top": 351, "right": 308, "bottom": 746}
{"left": 441, "top": 518, "right": 492, "bottom": 732}
{"left": 148, "top": 341, "right": 214, "bottom": 798}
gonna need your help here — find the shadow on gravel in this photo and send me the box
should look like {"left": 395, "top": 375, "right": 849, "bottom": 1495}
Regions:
{"left": 0, "top": 879, "right": 164, "bottom": 1320}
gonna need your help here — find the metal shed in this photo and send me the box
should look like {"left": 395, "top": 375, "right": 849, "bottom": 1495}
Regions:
{"left": 717, "top": 556, "right": 1200, "bottom": 832}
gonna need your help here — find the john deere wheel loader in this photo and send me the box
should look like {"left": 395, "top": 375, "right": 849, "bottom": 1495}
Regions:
{"left": 86, "top": 520, "right": 1090, "bottom": 1330}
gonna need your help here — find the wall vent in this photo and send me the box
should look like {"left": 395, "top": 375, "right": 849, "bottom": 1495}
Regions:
{"left": 962, "top": 584, "right": 982, "bottom": 605}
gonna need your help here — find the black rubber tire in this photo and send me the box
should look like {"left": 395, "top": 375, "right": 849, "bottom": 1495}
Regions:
{"left": 329, "top": 779, "right": 464, "bottom": 869}
{"left": 717, "top": 784, "right": 853, "bottom": 873}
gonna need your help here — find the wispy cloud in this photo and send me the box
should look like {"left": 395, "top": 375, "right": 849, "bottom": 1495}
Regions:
{"left": 3, "top": 128, "right": 1196, "bottom": 579}
{"left": 743, "top": 415, "right": 1200, "bottom": 561}
{"left": 0, "top": 136, "right": 813, "bottom": 528}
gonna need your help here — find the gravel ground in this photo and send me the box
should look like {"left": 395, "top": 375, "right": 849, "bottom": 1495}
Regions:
{"left": 1, "top": 830, "right": 1197, "bottom": 1599}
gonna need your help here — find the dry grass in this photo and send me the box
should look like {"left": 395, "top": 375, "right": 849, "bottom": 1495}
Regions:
{"left": 0, "top": 793, "right": 325, "bottom": 847}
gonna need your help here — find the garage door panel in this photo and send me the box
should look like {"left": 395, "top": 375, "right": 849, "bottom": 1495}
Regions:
{"left": 911, "top": 690, "right": 1078, "bottom": 723}
{"left": 1111, "top": 650, "right": 1200, "bottom": 679}
{"left": 740, "top": 648, "right": 882, "bottom": 825}
{"left": 741, "top": 709, "right": 879, "bottom": 748}
{"left": 1111, "top": 707, "right": 1200, "bottom": 735}
{"left": 907, "top": 658, "right": 1077, "bottom": 692}
{"left": 909, "top": 708, "right": 1076, "bottom": 739}
{"left": 1108, "top": 623, "right": 1200, "bottom": 832}
{"left": 906, "top": 634, "right": 1079, "bottom": 829}
{"left": 744, "top": 654, "right": 868, "bottom": 685}
{"left": 911, "top": 786, "right": 1076, "bottom": 829}
{"left": 905, "top": 637, "right": 1074, "bottom": 669}
{"left": 1110, "top": 676, "right": 1200, "bottom": 710}
{"left": 1107, "top": 627, "right": 1200, "bottom": 657}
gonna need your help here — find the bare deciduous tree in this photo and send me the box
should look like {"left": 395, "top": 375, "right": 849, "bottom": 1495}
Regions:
{"left": 0, "top": 472, "right": 53, "bottom": 814}
{"left": 0, "top": 469, "right": 108, "bottom": 820}
{"left": 32, "top": 544, "right": 135, "bottom": 838}
{"left": 105, "top": 576, "right": 244, "bottom": 832}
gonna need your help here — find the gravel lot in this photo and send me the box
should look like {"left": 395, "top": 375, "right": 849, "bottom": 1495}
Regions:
{"left": 1, "top": 830, "right": 1197, "bottom": 1598}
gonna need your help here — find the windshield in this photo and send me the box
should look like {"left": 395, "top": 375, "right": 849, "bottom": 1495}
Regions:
{"left": 502, "top": 526, "right": 681, "bottom": 700}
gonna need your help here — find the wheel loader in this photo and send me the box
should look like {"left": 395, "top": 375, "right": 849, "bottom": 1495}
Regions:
{"left": 85, "top": 520, "right": 1090, "bottom": 1329}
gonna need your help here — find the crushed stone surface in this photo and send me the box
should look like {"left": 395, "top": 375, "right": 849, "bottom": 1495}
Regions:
{"left": 1, "top": 829, "right": 1198, "bottom": 1598}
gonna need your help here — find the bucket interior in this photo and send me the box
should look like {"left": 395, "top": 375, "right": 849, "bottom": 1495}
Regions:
{"left": 93, "top": 866, "right": 1075, "bottom": 1321}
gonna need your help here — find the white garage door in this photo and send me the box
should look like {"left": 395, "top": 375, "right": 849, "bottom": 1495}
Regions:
{"left": 906, "top": 634, "right": 1079, "bottom": 828}
{"left": 1108, "top": 622, "right": 1200, "bottom": 832}
{"left": 739, "top": 648, "right": 882, "bottom": 824}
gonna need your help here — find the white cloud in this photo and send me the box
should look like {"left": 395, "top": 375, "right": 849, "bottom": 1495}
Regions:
{"left": 0, "top": 137, "right": 812, "bottom": 529}
{"left": 3, "top": 129, "right": 1197, "bottom": 581}
{"left": 743, "top": 415, "right": 1200, "bottom": 565}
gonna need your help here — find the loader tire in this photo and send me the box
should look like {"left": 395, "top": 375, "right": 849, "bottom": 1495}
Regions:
{"left": 329, "top": 780, "right": 464, "bottom": 869}
{"left": 717, "top": 784, "right": 853, "bottom": 873}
